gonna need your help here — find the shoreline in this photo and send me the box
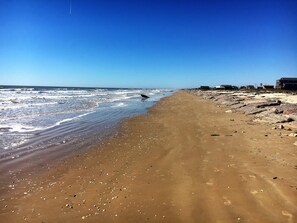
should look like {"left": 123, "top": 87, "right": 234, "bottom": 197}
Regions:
{"left": 0, "top": 87, "right": 171, "bottom": 163}
{"left": 0, "top": 93, "right": 171, "bottom": 196}
{"left": 1, "top": 91, "right": 297, "bottom": 222}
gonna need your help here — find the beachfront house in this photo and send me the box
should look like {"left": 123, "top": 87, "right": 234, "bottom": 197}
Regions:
{"left": 215, "top": 85, "right": 238, "bottom": 90}
{"left": 199, "top": 86, "right": 210, "bottom": 90}
{"left": 263, "top": 85, "right": 274, "bottom": 90}
{"left": 246, "top": 85, "right": 255, "bottom": 89}
{"left": 276, "top": 77, "right": 297, "bottom": 90}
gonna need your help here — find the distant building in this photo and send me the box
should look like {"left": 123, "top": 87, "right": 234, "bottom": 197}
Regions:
{"left": 199, "top": 86, "right": 210, "bottom": 90}
{"left": 263, "top": 85, "right": 274, "bottom": 90}
{"left": 215, "top": 85, "right": 238, "bottom": 90}
{"left": 215, "top": 85, "right": 224, "bottom": 90}
{"left": 246, "top": 85, "right": 255, "bottom": 89}
{"left": 239, "top": 85, "right": 255, "bottom": 90}
{"left": 215, "top": 85, "right": 233, "bottom": 90}
{"left": 276, "top": 78, "right": 297, "bottom": 90}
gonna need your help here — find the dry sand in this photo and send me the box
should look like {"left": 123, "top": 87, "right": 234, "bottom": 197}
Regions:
{"left": 1, "top": 91, "right": 297, "bottom": 222}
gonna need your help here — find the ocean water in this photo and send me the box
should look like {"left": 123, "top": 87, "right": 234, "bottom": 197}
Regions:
{"left": 0, "top": 86, "right": 172, "bottom": 166}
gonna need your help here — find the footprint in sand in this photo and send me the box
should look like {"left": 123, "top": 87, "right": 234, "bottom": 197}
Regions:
{"left": 214, "top": 167, "right": 223, "bottom": 173}
{"left": 223, "top": 196, "right": 231, "bottom": 206}
{"left": 282, "top": 211, "right": 293, "bottom": 223}
{"left": 248, "top": 174, "right": 256, "bottom": 179}
{"left": 206, "top": 180, "right": 214, "bottom": 186}
{"left": 250, "top": 189, "right": 264, "bottom": 195}
{"left": 239, "top": 175, "right": 248, "bottom": 183}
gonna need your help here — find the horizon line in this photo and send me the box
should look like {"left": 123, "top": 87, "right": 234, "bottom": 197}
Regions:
{"left": 0, "top": 84, "right": 176, "bottom": 90}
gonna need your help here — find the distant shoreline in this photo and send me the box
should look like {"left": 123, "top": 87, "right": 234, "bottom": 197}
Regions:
{"left": 0, "top": 85, "right": 166, "bottom": 91}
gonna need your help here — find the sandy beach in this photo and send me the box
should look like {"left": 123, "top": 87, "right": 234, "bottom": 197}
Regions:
{"left": 1, "top": 91, "right": 297, "bottom": 222}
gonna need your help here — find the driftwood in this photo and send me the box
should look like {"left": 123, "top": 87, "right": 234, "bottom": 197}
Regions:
{"left": 255, "top": 100, "right": 281, "bottom": 108}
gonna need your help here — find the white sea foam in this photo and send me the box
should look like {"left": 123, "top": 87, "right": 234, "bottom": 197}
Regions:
{"left": 0, "top": 124, "right": 43, "bottom": 133}
{"left": 0, "top": 110, "right": 96, "bottom": 134}
{"left": 111, "top": 102, "right": 127, "bottom": 108}
{"left": 10, "top": 139, "right": 29, "bottom": 148}
{"left": 0, "top": 87, "right": 172, "bottom": 151}
{"left": 107, "top": 95, "right": 135, "bottom": 102}
{"left": 1, "top": 102, "right": 59, "bottom": 110}
{"left": 54, "top": 111, "right": 96, "bottom": 126}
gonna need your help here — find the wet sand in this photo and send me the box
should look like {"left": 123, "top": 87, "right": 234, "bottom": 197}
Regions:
{"left": 1, "top": 91, "right": 297, "bottom": 222}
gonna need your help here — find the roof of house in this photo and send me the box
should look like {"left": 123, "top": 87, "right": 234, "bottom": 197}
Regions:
{"left": 278, "top": 77, "right": 297, "bottom": 81}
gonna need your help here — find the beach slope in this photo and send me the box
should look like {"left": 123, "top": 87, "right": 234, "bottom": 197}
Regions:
{"left": 1, "top": 91, "right": 297, "bottom": 222}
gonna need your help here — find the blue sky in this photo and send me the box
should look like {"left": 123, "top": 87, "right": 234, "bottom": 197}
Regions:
{"left": 0, "top": 0, "right": 296, "bottom": 88}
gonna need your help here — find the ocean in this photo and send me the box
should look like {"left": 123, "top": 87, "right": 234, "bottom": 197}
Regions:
{"left": 0, "top": 86, "right": 172, "bottom": 170}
